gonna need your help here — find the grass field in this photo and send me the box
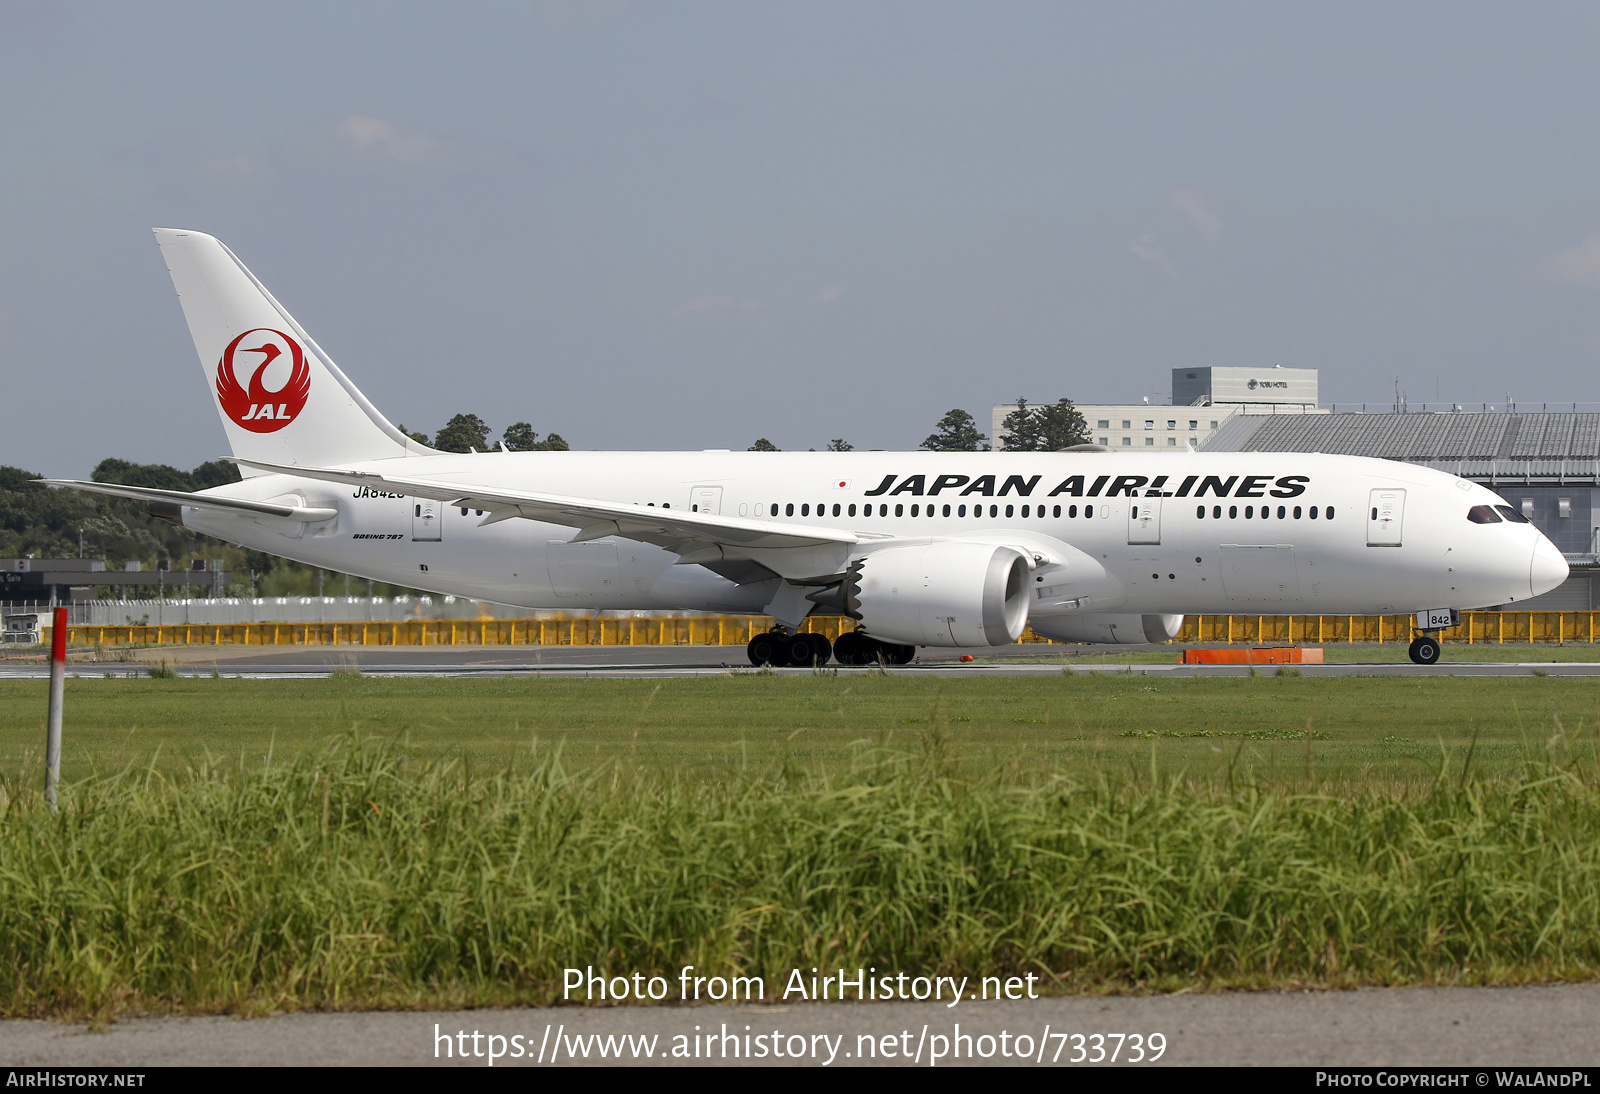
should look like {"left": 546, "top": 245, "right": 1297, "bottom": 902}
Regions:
{"left": 3, "top": 673, "right": 1599, "bottom": 1019}
{"left": 1, "top": 672, "right": 1595, "bottom": 783}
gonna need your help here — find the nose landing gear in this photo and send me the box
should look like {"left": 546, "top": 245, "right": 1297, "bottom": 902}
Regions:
{"left": 1407, "top": 609, "right": 1458, "bottom": 665}
{"left": 1407, "top": 635, "right": 1442, "bottom": 665}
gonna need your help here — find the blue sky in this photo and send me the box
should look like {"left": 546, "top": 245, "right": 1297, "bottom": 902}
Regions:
{"left": 6, "top": 1, "right": 1600, "bottom": 473}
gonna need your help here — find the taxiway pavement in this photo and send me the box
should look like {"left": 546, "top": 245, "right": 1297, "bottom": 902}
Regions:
{"left": 4, "top": 983, "right": 1598, "bottom": 1066}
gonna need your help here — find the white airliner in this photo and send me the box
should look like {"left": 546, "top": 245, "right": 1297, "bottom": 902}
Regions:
{"left": 44, "top": 230, "right": 1568, "bottom": 666}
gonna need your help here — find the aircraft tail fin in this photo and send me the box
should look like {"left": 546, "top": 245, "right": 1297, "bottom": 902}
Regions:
{"left": 152, "top": 228, "right": 432, "bottom": 471}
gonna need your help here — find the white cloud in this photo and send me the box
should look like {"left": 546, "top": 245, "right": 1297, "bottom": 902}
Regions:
{"left": 1170, "top": 189, "right": 1222, "bottom": 242}
{"left": 1130, "top": 235, "right": 1178, "bottom": 279}
{"left": 812, "top": 284, "right": 846, "bottom": 302}
{"left": 336, "top": 114, "right": 434, "bottom": 161}
{"left": 1540, "top": 235, "right": 1600, "bottom": 288}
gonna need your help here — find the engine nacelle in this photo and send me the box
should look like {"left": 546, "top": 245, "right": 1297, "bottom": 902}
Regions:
{"left": 1029, "top": 612, "right": 1183, "bottom": 645}
{"left": 842, "top": 542, "right": 1030, "bottom": 647}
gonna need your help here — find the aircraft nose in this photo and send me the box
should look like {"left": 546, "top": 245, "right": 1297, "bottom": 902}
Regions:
{"left": 1531, "top": 535, "right": 1569, "bottom": 598}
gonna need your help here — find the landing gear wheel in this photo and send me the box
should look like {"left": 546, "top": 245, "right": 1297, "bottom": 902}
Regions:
{"left": 783, "top": 632, "right": 833, "bottom": 667}
{"left": 879, "top": 641, "right": 915, "bottom": 665}
{"left": 832, "top": 630, "right": 914, "bottom": 667}
{"left": 832, "top": 630, "right": 871, "bottom": 666}
{"left": 1408, "top": 636, "right": 1442, "bottom": 665}
{"left": 747, "top": 632, "right": 781, "bottom": 666}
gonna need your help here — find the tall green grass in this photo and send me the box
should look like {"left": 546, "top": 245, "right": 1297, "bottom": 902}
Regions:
{"left": 3, "top": 730, "right": 1599, "bottom": 1018}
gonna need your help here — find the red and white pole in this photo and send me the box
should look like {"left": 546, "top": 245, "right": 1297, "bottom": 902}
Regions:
{"left": 44, "top": 606, "right": 66, "bottom": 811}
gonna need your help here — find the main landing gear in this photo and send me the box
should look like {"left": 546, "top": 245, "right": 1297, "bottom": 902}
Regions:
{"left": 745, "top": 628, "right": 916, "bottom": 667}
{"left": 1407, "top": 635, "right": 1442, "bottom": 665}
{"left": 747, "top": 630, "right": 833, "bottom": 668}
{"left": 832, "top": 629, "right": 915, "bottom": 667}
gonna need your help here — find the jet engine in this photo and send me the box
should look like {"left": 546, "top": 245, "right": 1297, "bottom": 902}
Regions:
{"left": 1028, "top": 612, "right": 1183, "bottom": 645}
{"left": 839, "top": 542, "right": 1030, "bottom": 647}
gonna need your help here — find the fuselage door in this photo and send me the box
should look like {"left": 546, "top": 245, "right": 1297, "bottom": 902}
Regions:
{"left": 690, "top": 486, "right": 723, "bottom": 515}
{"left": 1128, "top": 496, "right": 1162, "bottom": 544}
{"left": 1367, "top": 488, "right": 1405, "bottom": 547}
{"left": 412, "top": 499, "right": 441, "bottom": 542}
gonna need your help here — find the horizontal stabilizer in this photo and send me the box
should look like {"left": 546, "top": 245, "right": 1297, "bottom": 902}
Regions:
{"left": 38, "top": 479, "right": 338, "bottom": 523}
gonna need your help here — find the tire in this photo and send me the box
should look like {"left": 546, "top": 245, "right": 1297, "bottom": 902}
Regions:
{"left": 747, "top": 632, "right": 780, "bottom": 666}
{"left": 833, "top": 630, "right": 871, "bottom": 666}
{"left": 882, "top": 642, "right": 916, "bottom": 666}
{"left": 1408, "top": 636, "right": 1441, "bottom": 665}
{"left": 785, "top": 632, "right": 833, "bottom": 667}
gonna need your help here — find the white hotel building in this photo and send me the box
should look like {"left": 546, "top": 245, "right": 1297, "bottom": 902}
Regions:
{"left": 991, "top": 366, "right": 1326, "bottom": 450}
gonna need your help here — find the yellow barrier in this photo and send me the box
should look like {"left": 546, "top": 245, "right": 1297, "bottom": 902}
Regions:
{"left": 52, "top": 615, "right": 861, "bottom": 649}
{"left": 35, "top": 610, "right": 1600, "bottom": 648}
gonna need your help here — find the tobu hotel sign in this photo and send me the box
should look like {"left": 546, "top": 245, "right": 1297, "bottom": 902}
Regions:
{"left": 215, "top": 328, "right": 310, "bottom": 432}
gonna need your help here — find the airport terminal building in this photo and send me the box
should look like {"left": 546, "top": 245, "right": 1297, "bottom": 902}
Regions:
{"left": 992, "top": 366, "right": 1326, "bottom": 451}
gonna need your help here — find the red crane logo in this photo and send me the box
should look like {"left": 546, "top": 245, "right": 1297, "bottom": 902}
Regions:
{"left": 215, "top": 328, "right": 311, "bottom": 433}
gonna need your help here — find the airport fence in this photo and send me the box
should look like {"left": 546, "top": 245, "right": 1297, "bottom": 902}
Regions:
{"left": 23, "top": 610, "right": 1600, "bottom": 648}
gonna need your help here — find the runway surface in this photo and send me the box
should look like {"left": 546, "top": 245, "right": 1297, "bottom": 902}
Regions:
{"left": 1, "top": 643, "right": 1597, "bottom": 678}
{"left": 4, "top": 983, "right": 1597, "bottom": 1066}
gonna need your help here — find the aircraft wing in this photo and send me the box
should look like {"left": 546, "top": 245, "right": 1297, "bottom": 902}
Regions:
{"left": 228, "top": 458, "right": 878, "bottom": 555}
{"left": 37, "top": 479, "right": 339, "bottom": 522}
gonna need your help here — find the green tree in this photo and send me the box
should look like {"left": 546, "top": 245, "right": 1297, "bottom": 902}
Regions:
{"left": 998, "top": 397, "right": 1039, "bottom": 451}
{"left": 502, "top": 423, "right": 571, "bottom": 451}
{"left": 433, "top": 414, "right": 490, "bottom": 453}
{"left": 998, "top": 397, "right": 1089, "bottom": 451}
{"left": 919, "top": 409, "right": 989, "bottom": 451}
{"left": 1034, "top": 398, "right": 1091, "bottom": 450}
{"left": 501, "top": 422, "right": 537, "bottom": 451}
{"left": 395, "top": 424, "right": 430, "bottom": 446}
{"left": 826, "top": 438, "right": 854, "bottom": 452}
{"left": 748, "top": 438, "right": 779, "bottom": 452}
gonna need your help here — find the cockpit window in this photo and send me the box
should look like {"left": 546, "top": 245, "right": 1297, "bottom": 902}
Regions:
{"left": 1467, "top": 504, "right": 1502, "bottom": 524}
{"left": 1495, "top": 504, "right": 1531, "bottom": 524}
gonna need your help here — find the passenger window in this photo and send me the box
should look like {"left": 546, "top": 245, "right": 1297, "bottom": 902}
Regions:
{"left": 943, "top": 504, "right": 952, "bottom": 517}
{"left": 1228, "top": 505, "right": 1237, "bottom": 519}
{"left": 1004, "top": 504, "right": 1013, "bottom": 518}
{"left": 1084, "top": 504, "right": 1093, "bottom": 518}
{"left": 1293, "top": 506, "right": 1302, "bottom": 519}
{"left": 848, "top": 504, "right": 856, "bottom": 517}
{"left": 832, "top": 503, "right": 841, "bottom": 517}
{"left": 770, "top": 503, "right": 778, "bottom": 516}
{"left": 1020, "top": 505, "right": 1029, "bottom": 517}
{"left": 1212, "top": 505, "right": 1222, "bottom": 519}
{"left": 1495, "top": 505, "right": 1530, "bottom": 524}
{"left": 1277, "top": 505, "right": 1286, "bottom": 519}
{"left": 460, "top": 507, "right": 468, "bottom": 516}
{"left": 1309, "top": 506, "right": 1318, "bottom": 519}
{"left": 1326, "top": 507, "right": 1334, "bottom": 520}
{"left": 895, "top": 503, "right": 903, "bottom": 516}
{"left": 1245, "top": 505, "right": 1254, "bottom": 518}
{"left": 1053, "top": 505, "right": 1061, "bottom": 518}
{"left": 786, "top": 503, "right": 794, "bottom": 516}
{"left": 802, "top": 503, "right": 810, "bottom": 516}
{"left": 911, "top": 504, "right": 920, "bottom": 516}
{"left": 881, "top": 504, "right": 889, "bottom": 516}
{"left": 991, "top": 504, "right": 999, "bottom": 518}
{"left": 663, "top": 503, "right": 670, "bottom": 508}
{"left": 958, "top": 504, "right": 967, "bottom": 517}
{"left": 1196, "top": 505, "right": 1205, "bottom": 518}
